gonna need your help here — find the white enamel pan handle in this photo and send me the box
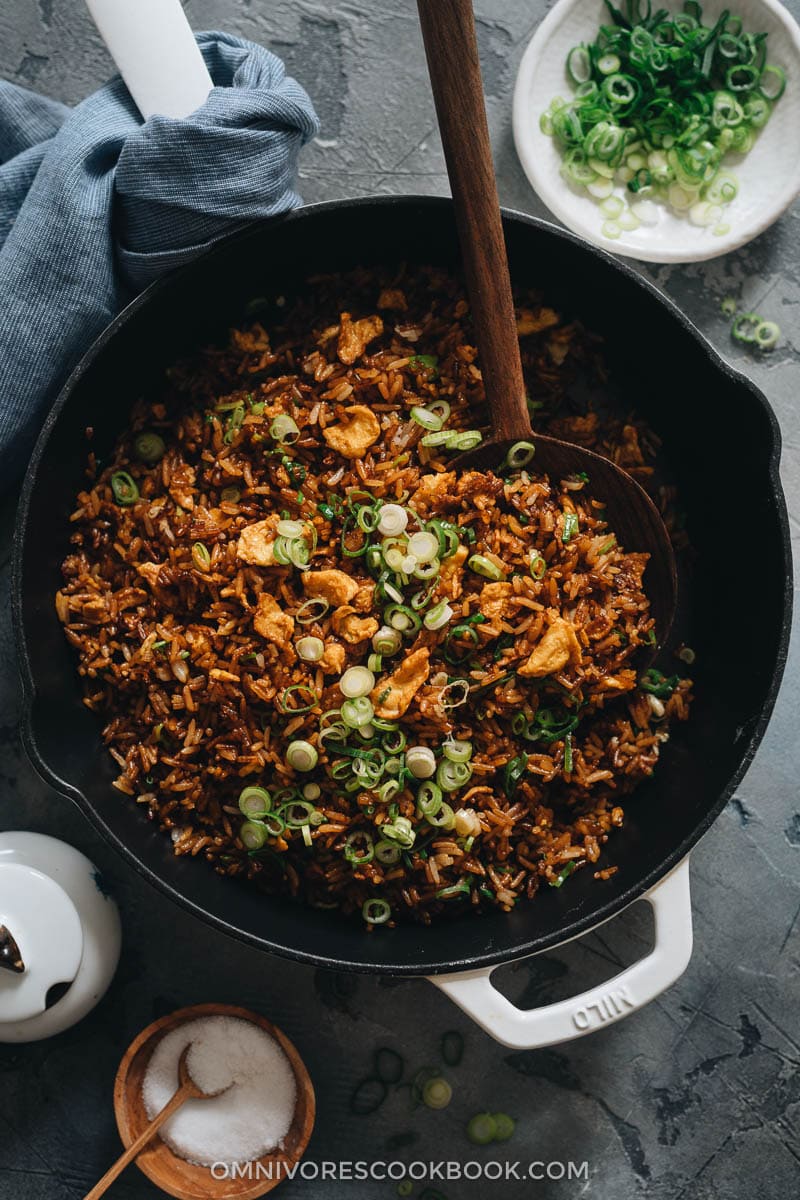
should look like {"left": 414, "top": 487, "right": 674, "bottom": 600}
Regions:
{"left": 429, "top": 857, "right": 692, "bottom": 1049}
{"left": 85, "top": 0, "right": 213, "bottom": 120}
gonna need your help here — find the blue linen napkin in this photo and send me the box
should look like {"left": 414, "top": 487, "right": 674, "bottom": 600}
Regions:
{"left": 0, "top": 31, "right": 318, "bottom": 486}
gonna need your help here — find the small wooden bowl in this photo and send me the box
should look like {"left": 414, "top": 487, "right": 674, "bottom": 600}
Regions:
{"left": 114, "top": 1003, "right": 315, "bottom": 1200}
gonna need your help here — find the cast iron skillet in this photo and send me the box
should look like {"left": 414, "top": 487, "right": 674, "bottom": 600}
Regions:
{"left": 12, "top": 197, "right": 792, "bottom": 975}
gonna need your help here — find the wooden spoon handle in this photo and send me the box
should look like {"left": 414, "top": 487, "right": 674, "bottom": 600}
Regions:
{"left": 83, "top": 1082, "right": 193, "bottom": 1200}
{"left": 417, "top": 0, "right": 531, "bottom": 444}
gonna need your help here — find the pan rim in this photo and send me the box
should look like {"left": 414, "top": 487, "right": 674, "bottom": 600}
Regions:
{"left": 12, "top": 195, "right": 794, "bottom": 975}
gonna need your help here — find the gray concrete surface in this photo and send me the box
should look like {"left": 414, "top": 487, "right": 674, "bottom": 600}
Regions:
{"left": 1, "top": 1, "right": 798, "bottom": 1197}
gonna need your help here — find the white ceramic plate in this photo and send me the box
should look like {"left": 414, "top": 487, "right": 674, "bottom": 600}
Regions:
{"left": 513, "top": 0, "right": 800, "bottom": 262}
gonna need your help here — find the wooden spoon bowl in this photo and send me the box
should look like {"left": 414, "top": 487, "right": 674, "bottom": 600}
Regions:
{"left": 456, "top": 434, "right": 677, "bottom": 646}
{"left": 114, "top": 1003, "right": 315, "bottom": 1200}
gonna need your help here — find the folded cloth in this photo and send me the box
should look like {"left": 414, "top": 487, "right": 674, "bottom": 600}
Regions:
{"left": 0, "top": 31, "right": 318, "bottom": 486}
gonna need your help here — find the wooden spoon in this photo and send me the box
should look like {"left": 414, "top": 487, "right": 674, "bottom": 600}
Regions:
{"left": 416, "top": 0, "right": 676, "bottom": 644}
{"left": 84, "top": 1044, "right": 231, "bottom": 1200}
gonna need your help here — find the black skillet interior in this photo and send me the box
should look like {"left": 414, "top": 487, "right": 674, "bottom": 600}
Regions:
{"left": 13, "top": 197, "right": 792, "bottom": 975}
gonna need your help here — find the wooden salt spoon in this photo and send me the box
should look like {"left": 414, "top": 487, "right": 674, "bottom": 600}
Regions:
{"left": 84, "top": 1044, "right": 231, "bottom": 1200}
{"left": 416, "top": 0, "right": 677, "bottom": 645}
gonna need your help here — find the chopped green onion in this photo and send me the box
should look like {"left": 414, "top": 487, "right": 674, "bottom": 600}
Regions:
{"left": 420, "top": 430, "right": 457, "bottom": 447}
{"left": 297, "top": 635, "right": 324, "bottom": 662}
{"left": 302, "top": 782, "right": 321, "bottom": 801}
{"left": 409, "top": 354, "right": 439, "bottom": 373}
{"left": 277, "top": 684, "right": 319, "bottom": 714}
{"left": 417, "top": 780, "right": 443, "bottom": 818}
{"left": 443, "top": 739, "right": 472, "bottom": 765}
{"left": 286, "top": 740, "right": 318, "bottom": 772}
{"left": 110, "top": 471, "right": 139, "bottom": 506}
{"left": 134, "top": 432, "right": 165, "bottom": 464}
{"left": 529, "top": 551, "right": 546, "bottom": 580}
{"left": 422, "top": 1076, "right": 452, "bottom": 1110}
{"left": 407, "top": 531, "right": 439, "bottom": 562}
{"left": 381, "top": 816, "right": 415, "bottom": 848}
{"left": 341, "top": 696, "right": 375, "bottom": 729}
{"left": 436, "top": 880, "right": 472, "bottom": 900}
{"left": 550, "top": 861, "right": 578, "bottom": 888}
{"left": 296, "top": 597, "right": 329, "bottom": 624}
{"left": 437, "top": 758, "right": 473, "bottom": 793}
{"left": 375, "top": 838, "right": 402, "bottom": 864}
{"left": 503, "top": 754, "right": 528, "bottom": 798}
{"left": 426, "top": 801, "right": 455, "bottom": 830}
{"left": 384, "top": 604, "right": 422, "bottom": 634}
{"left": 191, "top": 542, "right": 211, "bottom": 572}
{"left": 280, "top": 799, "right": 320, "bottom": 828}
{"left": 220, "top": 485, "right": 241, "bottom": 503}
{"left": 721, "top": 296, "right": 737, "bottom": 317}
{"left": 240, "top": 820, "right": 268, "bottom": 850}
{"left": 373, "top": 625, "right": 403, "bottom": 655}
{"left": 376, "top": 503, "right": 408, "bottom": 537}
{"left": 269, "top": 414, "right": 300, "bottom": 444}
{"left": 340, "top": 666, "right": 376, "bottom": 698}
{"left": 411, "top": 405, "right": 445, "bottom": 432}
{"left": 466, "top": 1113, "right": 497, "bottom": 1145}
{"left": 562, "top": 511, "right": 579, "bottom": 542}
{"left": 492, "top": 1113, "right": 516, "bottom": 1141}
{"left": 423, "top": 600, "right": 453, "bottom": 631}
{"left": 260, "top": 812, "right": 286, "bottom": 838}
{"left": 754, "top": 320, "right": 780, "bottom": 350}
{"left": 640, "top": 668, "right": 679, "bottom": 698}
{"left": 567, "top": 44, "right": 591, "bottom": 85}
{"left": 406, "top": 745, "right": 437, "bottom": 779}
{"left": 344, "top": 830, "right": 375, "bottom": 865}
{"left": 467, "top": 554, "right": 506, "bottom": 581}
{"left": 504, "top": 440, "right": 536, "bottom": 469}
{"left": 563, "top": 732, "right": 573, "bottom": 774}
{"left": 238, "top": 786, "right": 272, "bottom": 818}
{"left": 450, "top": 430, "right": 483, "bottom": 451}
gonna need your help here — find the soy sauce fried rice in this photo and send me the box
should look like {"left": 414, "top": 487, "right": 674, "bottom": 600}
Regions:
{"left": 57, "top": 267, "right": 692, "bottom": 926}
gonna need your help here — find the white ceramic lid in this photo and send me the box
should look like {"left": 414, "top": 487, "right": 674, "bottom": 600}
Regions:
{"left": 0, "top": 864, "right": 84, "bottom": 1021}
{"left": 0, "top": 833, "right": 121, "bottom": 1042}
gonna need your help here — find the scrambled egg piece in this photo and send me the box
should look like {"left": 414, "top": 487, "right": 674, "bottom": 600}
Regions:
{"left": 332, "top": 605, "right": 379, "bottom": 644}
{"left": 437, "top": 544, "right": 469, "bottom": 600}
{"left": 137, "top": 562, "right": 164, "bottom": 589}
{"left": 377, "top": 288, "right": 407, "bottom": 311}
{"left": 479, "top": 581, "right": 514, "bottom": 624}
{"left": 337, "top": 312, "right": 384, "bottom": 365}
{"left": 302, "top": 569, "right": 359, "bottom": 607}
{"left": 410, "top": 471, "right": 456, "bottom": 514}
{"left": 516, "top": 307, "right": 560, "bottom": 336}
{"left": 320, "top": 641, "right": 346, "bottom": 674}
{"left": 371, "top": 647, "right": 430, "bottom": 719}
{"left": 518, "top": 617, "right": 582, "bottom": 678}
{"left": 253, "top": 593, "right": 294, "bottom": 648}
{"left": 322, "top": 405, "right": 381, "bottom": 459}
{"left": 352, "top": 582, "right": 376, "bottom": 613}
{"left": 440, "top": 544, "right": 468, "bottom": 584}
{"left": 236, "top": 517, "right": 279, "bottom": 567}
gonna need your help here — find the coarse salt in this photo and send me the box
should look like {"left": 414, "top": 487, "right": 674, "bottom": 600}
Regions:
{"left": 142, "top": 1015, "right": 296, "bottom": 1166}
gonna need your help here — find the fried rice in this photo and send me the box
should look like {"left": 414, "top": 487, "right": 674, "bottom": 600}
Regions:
{"left": 56, "top": 266, "right": 692, "bottom": 926}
